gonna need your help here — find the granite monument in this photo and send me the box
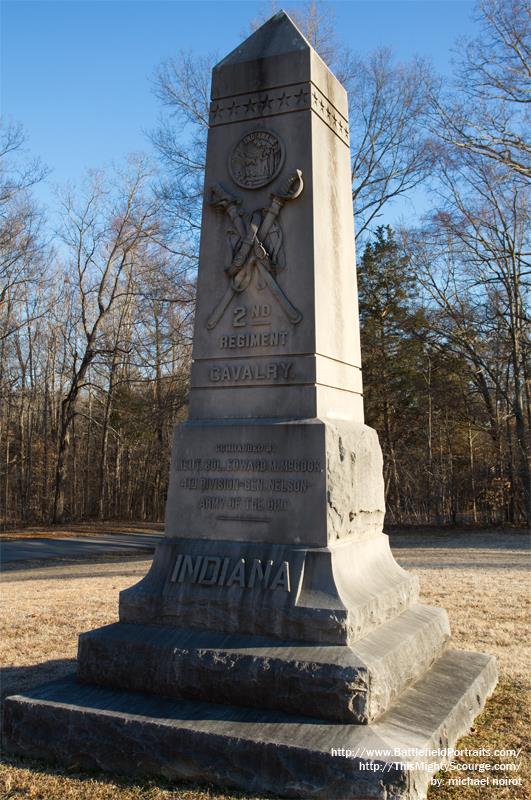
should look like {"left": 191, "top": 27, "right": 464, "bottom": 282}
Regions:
{"left": 4, "top": 12, "right": 497, "bottom": 800}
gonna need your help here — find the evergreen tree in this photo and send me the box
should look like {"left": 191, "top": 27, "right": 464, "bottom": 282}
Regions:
{"left": 358, "top": 226, "right": 426, "bottom": 522}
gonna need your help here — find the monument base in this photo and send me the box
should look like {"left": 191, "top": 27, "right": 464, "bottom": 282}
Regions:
{"left": 77, "top": 604, "right": 450, "bottom": 723}
{"left": 4, "top": 650, "right": 497, "bottom": 800}
{"left": 119, "top": 533, "right": 419, "bottom": 645}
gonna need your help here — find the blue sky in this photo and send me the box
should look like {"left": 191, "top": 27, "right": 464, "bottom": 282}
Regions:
{"left": 2, "top": 0, "right": 476, "bottom": 222}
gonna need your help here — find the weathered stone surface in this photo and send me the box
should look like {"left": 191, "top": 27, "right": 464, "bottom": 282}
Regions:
{"left": 123, "top": 416, "right": 403, "bottom": 645}
{"left": 119, "top": 533, "right": 418, "bottom": 644}
{"left": 4, "top": 650, "right": 497, "bottom": 800}
{"left": 189, "top": 11, "right": 362, "bottom": 423}
{"left": 163, "top": 419, "right": 384, "bottom": 546}
{"left": 78, "top": 605, "right": 450, "bottom": 723}
{"left": 324, "top": 421, "right": 385, "bottom": 540}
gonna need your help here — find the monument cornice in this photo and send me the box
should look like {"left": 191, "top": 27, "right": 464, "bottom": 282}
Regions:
{"left": 209, "top": 80, "right": 350, "bottom": 147}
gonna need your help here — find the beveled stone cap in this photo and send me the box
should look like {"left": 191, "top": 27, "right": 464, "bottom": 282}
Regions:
{"left": 215, "top": 11, "right": 308, "bottom": 68}
{"left": 212, "top": 10, "right": 348, "bottom": 118}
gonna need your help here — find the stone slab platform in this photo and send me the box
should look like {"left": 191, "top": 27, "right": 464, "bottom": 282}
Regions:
{"left": 77, "top": 604, "right": 450, "bottom": 723}
{"left": 4, "top": 650, "right": 497, "bottom": 800}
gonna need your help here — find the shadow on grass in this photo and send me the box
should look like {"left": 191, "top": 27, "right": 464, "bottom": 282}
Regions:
{"left": 0, "top": 658, "right": 76, "bottom": 702}
{"left": 1, "top": 554, "right": 152, "bottom": 575}
{"left": 0, "top": 750, "right": 257, "bottom": 800}
{"left": 388, "top": 531, "right": 530, "bottom": 551}
{"left": 0, "top": 659, "right": 73, "bottom": 717}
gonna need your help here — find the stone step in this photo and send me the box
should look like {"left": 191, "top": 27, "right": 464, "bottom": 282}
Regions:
{"left": 4, "top": 649, "right": 497, "bottom": 800}
{"left": 77, "top": 604, "right": 450, "bottom": 723}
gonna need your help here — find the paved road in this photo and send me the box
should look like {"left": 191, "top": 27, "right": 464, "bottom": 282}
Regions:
{"left": 0, "top": 533, "right": 162, "bottom": 564}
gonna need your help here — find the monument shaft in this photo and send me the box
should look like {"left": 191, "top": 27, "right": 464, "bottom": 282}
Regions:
{"left": 190, "top": 31, "right": 362, "bottom": 422}
{"left": 158, "top": 17, "right": 385, "bottom": 559}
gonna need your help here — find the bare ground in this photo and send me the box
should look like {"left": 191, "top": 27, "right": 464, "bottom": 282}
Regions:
{"left": 0, "top": 530, "right": 529, "bottom": 799}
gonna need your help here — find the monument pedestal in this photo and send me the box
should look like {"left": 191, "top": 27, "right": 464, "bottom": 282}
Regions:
{"left": 114, "top": 417, "right": 419, "bottom": 645}
{"left": 3, "top": 12, "right": 497, "bottom": 799}
{"left": 5, "top": 651, "right": 496, "bottom": 800}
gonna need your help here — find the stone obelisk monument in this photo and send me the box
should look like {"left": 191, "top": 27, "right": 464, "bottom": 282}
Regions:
{"left": 5, "top": 13, "right": 497, "bottom": 800}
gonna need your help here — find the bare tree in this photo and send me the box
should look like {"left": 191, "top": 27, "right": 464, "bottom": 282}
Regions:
{"left": 412, "top": 0, "right": 531, "bottom": 525}
{"left": 151, "top": 54, "right": 211, "bottom": 253}
{"left": 151, "top": 4, "right": 436, "bottom": 245}
{"left": 0, "top": 132, "right": 195, "bottom": 528}
{"left": 52, "top": 159, "right": 161, "bottom": 522}
{"left": 406, "top": 150, "right": 530, "bottom": 524}
{"left": 345, "top": 49, "right": 436, "bottom": 238}
{"left": 0, "top": 121, "right": 49, "bottom": 343}
{"left": 431, "top": 0, "right": 530, "bottom": 177}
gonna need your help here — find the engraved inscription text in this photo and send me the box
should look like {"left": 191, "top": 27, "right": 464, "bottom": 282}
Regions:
{"left": 170, "top": 554, "right": 291, "bottom": 591}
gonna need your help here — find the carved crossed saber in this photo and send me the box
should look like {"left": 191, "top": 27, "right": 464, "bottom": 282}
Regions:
{"left": 206, "top": 170, "right": 304, "bottom": 330}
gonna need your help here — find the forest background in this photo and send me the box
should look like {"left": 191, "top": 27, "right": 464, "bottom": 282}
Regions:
{"left": 1, "top": 0, "right": 529, "bottom": 530}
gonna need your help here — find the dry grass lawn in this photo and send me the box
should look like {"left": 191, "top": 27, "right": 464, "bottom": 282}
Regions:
{"left": 0, "top": 530, "right": 529, "bottom": 799}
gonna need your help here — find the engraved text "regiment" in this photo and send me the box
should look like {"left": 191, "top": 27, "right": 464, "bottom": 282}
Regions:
{"left": 170, "top": 554, "right": 290, "bottom": 591}
{"left": 219, "top": 331, "right": 289, "bottom": 349}
{"left": 209, "top": 362, "right": 293, "bottom": 382}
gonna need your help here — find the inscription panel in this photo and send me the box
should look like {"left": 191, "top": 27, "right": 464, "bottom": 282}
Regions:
{"left": 191, "top": 354, "right": 317, "bottom": 389}
{"left": 219, "top": 329, "right": 289, "bottom": 349}
{"left": 197, "top": 284, "right": 302, "bottom": 362}
{"left": 169, "top": 553, "right": 291, "bottom": 592}
{"left": 206, "top": 285, "right": 296, "bottom": 358}
{"left": 164, "top": 421, "right": 327, "bottom": 545}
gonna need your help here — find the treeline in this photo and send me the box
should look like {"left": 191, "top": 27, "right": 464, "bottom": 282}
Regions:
{"left": 0, "top": 154, "right": 195, "bottom": 526}
{"left": 1, "top": 0, "right": 529, "bottom": 528}
{"left": 360, "top": 226, "right": 529, "bottom": 526}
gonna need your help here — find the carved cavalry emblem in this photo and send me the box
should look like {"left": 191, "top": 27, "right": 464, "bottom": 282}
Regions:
{"left": 207, "top": 169, "right": 304, "bottom": 331}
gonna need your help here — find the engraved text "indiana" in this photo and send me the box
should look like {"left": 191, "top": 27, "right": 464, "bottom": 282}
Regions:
{"left": 170, "top": 554, "right": 290, "bottom": 592}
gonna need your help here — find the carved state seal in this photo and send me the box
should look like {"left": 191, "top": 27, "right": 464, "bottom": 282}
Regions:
{"left": 229, "top": 130, "right": 284, "bottom": 189}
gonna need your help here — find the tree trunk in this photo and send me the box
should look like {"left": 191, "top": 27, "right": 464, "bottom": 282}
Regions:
{"left": 53, "top": 399, "right": 70, "bottom": 523}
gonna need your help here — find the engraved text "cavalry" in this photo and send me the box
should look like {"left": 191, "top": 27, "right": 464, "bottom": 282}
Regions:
{"left": 209, "top": 362, "right": 293, "bottom": 382}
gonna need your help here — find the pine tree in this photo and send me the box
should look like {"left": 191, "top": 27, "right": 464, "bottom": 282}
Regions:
{"left": 358, "top": 226, "right": 426, "bottom": 522}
